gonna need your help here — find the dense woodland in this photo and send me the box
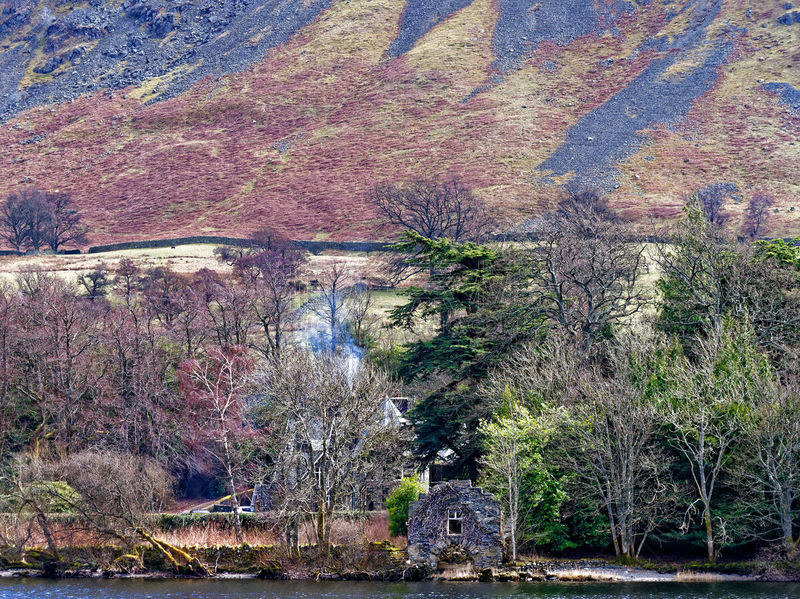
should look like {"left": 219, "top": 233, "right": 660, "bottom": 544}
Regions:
{"left": 0, "top": 181, "right": 799, "bottom": 572}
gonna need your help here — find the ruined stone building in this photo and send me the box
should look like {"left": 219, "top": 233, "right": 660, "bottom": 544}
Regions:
{"left": 408, "top": 480, "right": 503, "bottom": 569}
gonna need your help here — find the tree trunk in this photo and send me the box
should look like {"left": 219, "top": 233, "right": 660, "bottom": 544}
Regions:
{"left": 284, "top": 516, "right": 300, "bottom": 557}
{"left": 222, "top": 436, "right": 243, "bottom": 545}
{"left": 136, "top": 527, "right": 207, "bottom": 575}
{"left": 316, "top": 506, "right": 330, "bottom": 554}
{"left": 703, "top": 505, "right": 715, "bottom": 562}
{"left": 508, "top": 482, "right": 517, "bottom": 562}
{"left": 618, "top": 512, "right": 630, "bottom": 557}
{"left": 228, "top": 469, "right": 243, "bottom": 545}
{"left": 782, "top": 486, "right": 794, "bottom": 547}
{"left": 604, "top": 496, "right": 621, "bottom": 556}
{"left": 34, "top": 511, "right": 61, "bottom": 564}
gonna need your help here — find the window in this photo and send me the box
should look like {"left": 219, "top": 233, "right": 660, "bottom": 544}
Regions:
{"left": 447, "top": 509, "right": 463, "bottom": 536}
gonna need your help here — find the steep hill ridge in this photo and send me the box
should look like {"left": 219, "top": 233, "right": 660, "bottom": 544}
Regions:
{"left": 0, "top": 0, "right": 797, "bottom": 244}
{"left": 0, "top": 0, "right": 333, "bottom": 120}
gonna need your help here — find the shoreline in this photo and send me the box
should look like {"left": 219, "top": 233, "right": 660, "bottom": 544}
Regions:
{"left": 0, "top": 560, "right": 775, "bottom": 584}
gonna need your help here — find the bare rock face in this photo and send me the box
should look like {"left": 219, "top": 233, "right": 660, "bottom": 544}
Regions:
{"left": 0, "top": 0, "right": 333, "bottom": 121}
{"left": 408, "top": 480, "right": 503, "bottom": 570}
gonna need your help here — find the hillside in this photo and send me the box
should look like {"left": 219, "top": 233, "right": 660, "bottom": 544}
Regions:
{"left": 0, "top": 0, "right": 798, "bottom": 245}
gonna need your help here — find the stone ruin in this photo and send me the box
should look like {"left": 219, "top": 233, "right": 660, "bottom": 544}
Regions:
{"left": 407, "top": 480, "right": 503, "bottom": 569}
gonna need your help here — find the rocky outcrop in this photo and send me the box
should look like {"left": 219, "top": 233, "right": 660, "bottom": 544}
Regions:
{"left": 0, "top": 0, "right": 333, "bottom": 121}
{"left": 764, "top": 82, "right": 800, "bottom": 115}
{"left": 387, "top": 0, "right": 474, "bottom": 57}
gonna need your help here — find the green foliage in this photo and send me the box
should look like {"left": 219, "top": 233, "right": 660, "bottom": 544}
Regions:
{"left": 25, "top": 481, "right": 80, "bottom": 513}
{"left": 755, "top": 237, "right": 800, "bottom": 270}
{"left": 554, "top": 497, "right": 611, "bottom": 553}
{"left": 391, "top": 231, "right": 543, "bottom": 467}
{"left": 386, "top": 476, "right": 426, "bottom": 537}
{"left": 366, "top": 342, "right": 405, "bottom": 376}
{"left": 656, "top": 203, "right": 738, "bottom": 342}
{"left": 477, "top": 389, "right": 571, "bottom": 554}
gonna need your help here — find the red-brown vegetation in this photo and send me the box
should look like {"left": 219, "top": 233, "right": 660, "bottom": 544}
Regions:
{"left": 0, "top": 1, "right": 796, "bottom": 247}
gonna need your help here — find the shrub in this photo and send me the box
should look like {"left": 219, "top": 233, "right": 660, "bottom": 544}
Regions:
{"left": 386, "top": 476, "right": 426, "bottom": 537}
{"left": 27, "top": 480, "right": 81, "bottom": 514}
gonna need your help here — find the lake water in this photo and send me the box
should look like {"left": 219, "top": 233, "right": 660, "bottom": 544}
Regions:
{"left": 0, "top": 579, "right": 798, "bottom": 599}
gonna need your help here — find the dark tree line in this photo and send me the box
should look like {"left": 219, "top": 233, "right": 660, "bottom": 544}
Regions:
{"left": 379, "top": 183, "right": 800, "bottom": 561}
{"left": 0, "top": 189, "right": 87, "bottom": 253}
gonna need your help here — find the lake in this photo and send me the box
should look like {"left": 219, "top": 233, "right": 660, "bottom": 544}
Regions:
{"left": 0, "top": 579, "right": 798, "bottom": 599}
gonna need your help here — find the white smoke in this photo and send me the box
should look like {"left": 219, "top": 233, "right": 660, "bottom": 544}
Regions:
{"left": 303, "top": 318, "right": 363, "bottom": 381}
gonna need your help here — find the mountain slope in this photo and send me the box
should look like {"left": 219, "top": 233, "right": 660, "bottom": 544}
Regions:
{"left": 0, "top": 0, "right": 798, "bottom": 244}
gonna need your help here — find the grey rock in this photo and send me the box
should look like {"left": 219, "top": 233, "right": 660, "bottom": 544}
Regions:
{"left": 0, "top": 0, "right": 334, "bottom": 122}
{"left": 536, "top": 0, "right": 735, "bottom": 190}
{"left": 763, "top": 82, "right": 800, "bottom": 115}
{"left": 408, "top": 481, "right": 504, "bottom": 570}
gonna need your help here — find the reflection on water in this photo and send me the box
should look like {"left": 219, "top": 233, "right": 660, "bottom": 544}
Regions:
{"left": 0, "top": 580, "right": 799, "bottom": 599}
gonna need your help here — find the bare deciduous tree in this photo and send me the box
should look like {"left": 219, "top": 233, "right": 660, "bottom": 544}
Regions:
{"left": 253, "top": 351, "right": 404, "bottom": 552}
{"left": 695, "top": 185, "right": 733, "bottom": 227}
{"left": 371, "top": 178, "right": 493, "bottom": 242}
{"left": 737, "top": 375, "right": 800, "bottom": 549}
{"left": 0, "top": 189, "right": 87, "bottom": 253}
{"left": 237, "top": 248, "right": 304, "bottom": 359}
{"left": 347, "top": 282, "right": 376, "bottom": 346}
{"left": 662, "top": 324, "right": 759, "bottom": 562}
{"left": 308, "top": 260, "right": 354, "bottom": 354}
{"left": 742, "top": 193, "right": 774, "bottom": 239}
{"left": 527, "top": 191, "right": 650, "bottom": 352}
{"left": 14, "top": 274, "right": 107, "bottom": 455}
{"left": 372, "top": 178, "right": 494, "bottom": 285}
{"left": 76, "top": 264, "right": 110, "bottom": 301}
{"left": 179, "top": 345, "right": 255, "bottom": 545}
{"left": 42, "top": 192, "right": 87, "bottom": 252}
{"left": 0, "top": 193, "right": 31, "bottom": 252}
{"left": 553, "top": 335, "right": 672, "bottom": 558}
{"left": 2, "top": 451, "right": 205, "bottom": 575}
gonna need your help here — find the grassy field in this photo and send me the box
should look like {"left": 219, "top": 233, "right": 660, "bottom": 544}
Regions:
{"left": 0, "top": 241, "right": 662, "bottom": 349}
{"left": 0, "top": 244, "right": 413, "bottom": 345}
{"left": 0, "top": 245, "right": 392, "bottom": 284}
{"left": 0, "top": 244, "right": 230, "bottom": 282}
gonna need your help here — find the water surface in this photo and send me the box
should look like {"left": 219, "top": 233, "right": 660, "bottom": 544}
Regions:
{"left": 0, "top": 579, "right": 798, "bottom": 599}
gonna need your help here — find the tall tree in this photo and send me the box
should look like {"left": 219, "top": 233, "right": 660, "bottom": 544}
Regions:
{"left": 657, "top": 205, "right": 800, "bottom": 359}
{"left": 552, "top": 334, "right": 674, "bottom": 558}
{"left": 742, "top": 193, "right": 774, "bottom": 239}
{"left": 308, "top": 260, "right": 354, "bottom": 354}
{"left": 390, "top": 232, "right": 540, "bottom": 470}
{"left": 371, "top": 177, "right": 493, "bottom": 242}
{"left": 0, "top": 189, "right": 87, "bottom": 253}
{"left": 15, "top": 274, "right": 107, "bottom": 455}
{"left": 0, "top": 193, "right": 31, "bottom": 252}
{"left": 253, "top": 351, "right": 402, "bottom": 551}
{"left": 738, "top": 373, "right": 800, "bottom": 549}
{"left": 42, "top": 192, "right": 87, "bottom": 252}
{"left": 234, "top": 247, "right": 303, "bottom": 359}
{"left": 662, "top": 321, "right": 760, "bottom": 561}
{"left": 526, "top": 191, "right": 649, "bottom": 352}
{"left": 479, "top": 391, "right": 555, "bottom": 561}
{"left": 179, "top": 345, "right": 256, "bottom": 545}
